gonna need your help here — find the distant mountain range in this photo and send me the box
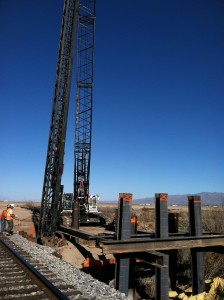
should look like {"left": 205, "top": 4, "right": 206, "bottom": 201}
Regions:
{"left": 132, "top": 192, "right": 224, "bottom": 206}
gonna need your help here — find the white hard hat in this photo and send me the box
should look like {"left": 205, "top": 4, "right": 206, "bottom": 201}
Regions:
{"left": 10, "top": 203, "right": 15, "bottom": 208}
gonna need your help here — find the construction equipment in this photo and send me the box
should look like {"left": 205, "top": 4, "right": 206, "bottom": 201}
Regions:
{"left": 61, "top": 192, "right": 102, "bottom": 225}
{"left": 62, "top": 193, "right": 99, "bottom": 215}
{"left": 38, "top": 0, "right": 99, "bottom": 241}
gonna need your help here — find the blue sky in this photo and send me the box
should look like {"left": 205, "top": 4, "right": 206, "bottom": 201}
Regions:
{"left": 0, "top": 0, "right": 224, "bottom": 202}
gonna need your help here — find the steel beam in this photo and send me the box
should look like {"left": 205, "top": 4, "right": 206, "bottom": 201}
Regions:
{"left": 116, "top": 193, "right": 132, "bottom": 240}
{"left": 168, "top": 212, "right": 178, "bottom": 291}
{"left": 188, "top": 195, "right": 202, "bottom": 236}
{"left": 58, "top": 225, "right": 96, "bottom": 240}
{"left": 155, "top": 193, "right": 169, "bottom": 300}
{"left": 156, "top": 254, "right": 169, "bottom": 300}
{"left": 115, "top": 193, "right": 132, "bottom": 297}
{"left": 188, "top": 195, "right": 204, "bottom": 294}
{"left": 114, "top": 251, "right": 168, "bottom": 268}
{"left": 155, "top": 193, "right": 168, "bottom": 238}
{"left": 169, "top": 213, "right": 179, "bottom": 234}
{"left": 99, "top": 235, "right": 224, "bottom": 254}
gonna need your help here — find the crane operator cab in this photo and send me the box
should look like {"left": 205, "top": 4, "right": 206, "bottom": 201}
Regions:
{"left": 62, "top": 193, "right": 99, "bottom": 213}
{"left": 62, "top": 193, "right": 105, "bottom": 225}
{"left": 77, "top": 194, "right": 100, "bottom": 215}
{"left": 88, "top": 194, "right": 99, "bottom": 213}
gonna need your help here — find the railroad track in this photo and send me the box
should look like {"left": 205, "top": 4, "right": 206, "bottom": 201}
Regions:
{"left": 0, "top": 233, "right": 87, "bottom": 299}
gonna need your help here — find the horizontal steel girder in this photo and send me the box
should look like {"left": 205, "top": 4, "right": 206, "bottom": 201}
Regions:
{"left": 58, "top": 225, "right": 96, "bottom": 240}
{"left": 99, "top": 234, "right": 224, "bottom": 254}
{"left": 114, "top": 251, "right": 168, "bottom": 269}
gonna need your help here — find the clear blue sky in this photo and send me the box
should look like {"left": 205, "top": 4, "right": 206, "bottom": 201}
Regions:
{"left": 0, "top": 0, "right": 224, "bottom": 202}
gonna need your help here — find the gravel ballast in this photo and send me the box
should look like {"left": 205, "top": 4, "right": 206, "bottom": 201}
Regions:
{"left": 9, "top": 234, "right": 130, "bottom": 300}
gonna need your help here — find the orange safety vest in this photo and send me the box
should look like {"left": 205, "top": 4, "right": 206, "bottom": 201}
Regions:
{"left": 6, "top": 208, "right": 14, "bottom": 221}
{"left": 0, "top": 210, "right": 7, "bottom": 220}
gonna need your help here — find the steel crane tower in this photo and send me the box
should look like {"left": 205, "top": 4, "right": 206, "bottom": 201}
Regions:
{"left": 74, "top": 0, "right": 95, "bottom": 215}
{"left": 38, "top": 0, "right": 96, "bottom": 240}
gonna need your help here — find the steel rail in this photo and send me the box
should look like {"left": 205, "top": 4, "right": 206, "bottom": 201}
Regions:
{"left": 0, "top": 237, "right": 69, "bottom": 300}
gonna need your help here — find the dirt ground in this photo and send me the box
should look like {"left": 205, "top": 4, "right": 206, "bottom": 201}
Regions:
{"left": 0, "top": 201, "right": 113, "bottom": 269}
{"left": 0, "top": 201, "right": 35, "bottom": 235}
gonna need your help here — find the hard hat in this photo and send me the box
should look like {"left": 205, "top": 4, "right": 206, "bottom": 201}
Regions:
{"left": 10, "top": 204, "right": 15, "bottom": 208}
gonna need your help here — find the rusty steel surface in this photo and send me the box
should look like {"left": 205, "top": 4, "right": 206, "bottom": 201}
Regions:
{"left": 99, "top": 234, "right": 224, "bottom": 254}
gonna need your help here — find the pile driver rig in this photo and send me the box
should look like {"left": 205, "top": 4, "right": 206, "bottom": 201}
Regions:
{"left": 38, "top": 0, "right": 98, "bottom": 241}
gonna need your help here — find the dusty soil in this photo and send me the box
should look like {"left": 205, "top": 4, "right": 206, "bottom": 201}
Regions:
{"left": 0, "top": 201, "right": 113, "bottom": 269}
{"left": 0, "top": 201, "right": 36, "bottom": 235}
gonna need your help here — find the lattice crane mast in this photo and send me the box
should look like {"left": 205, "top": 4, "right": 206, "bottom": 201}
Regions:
{"left": 74, "top": 0, "right": 95, "bottom": 217}
{"left": 38, "top": 0, "right": 96, "bottom": 240}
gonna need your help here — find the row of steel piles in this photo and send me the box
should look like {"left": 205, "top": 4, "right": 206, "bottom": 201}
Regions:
{"left": 114, "top": 193, "right": 204, "bottom": 300}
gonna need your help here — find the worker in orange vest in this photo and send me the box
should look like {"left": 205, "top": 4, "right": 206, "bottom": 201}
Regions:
{"left": 1, "top": 205, "right": 10, "bottom": 232}
{"left": 6, "top": 204, "right": 15, "bottom": 235}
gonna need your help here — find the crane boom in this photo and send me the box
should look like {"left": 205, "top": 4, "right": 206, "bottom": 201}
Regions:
{"left": 38, "top": 0, "right": 78, "bottom": 239}
{"left": 38, "top": 0, "right": 97, "bottom": 240}
{"left": 74, "top": 1, "right": 96, "bottom": 208}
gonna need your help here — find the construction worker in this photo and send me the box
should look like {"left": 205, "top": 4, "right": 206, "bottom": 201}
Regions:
{"left": 0, "top": 205, "right": 10, "bottom": 232}
{"left": 6, "top": 204, "right": 15, "bottom": 235}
